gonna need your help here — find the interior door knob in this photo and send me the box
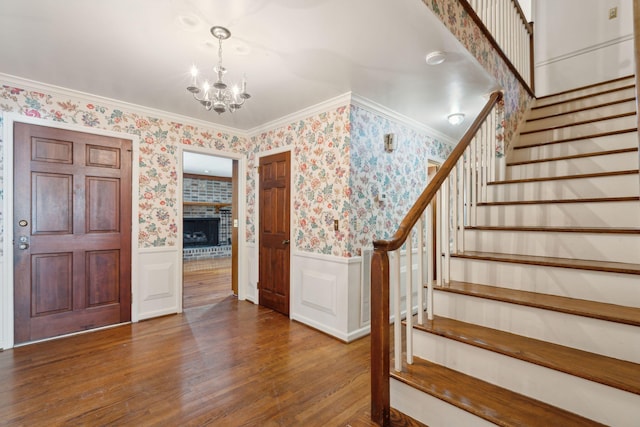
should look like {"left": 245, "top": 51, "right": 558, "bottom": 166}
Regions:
{"left": 282, "top": 239, "right": 290, "bottom": 245}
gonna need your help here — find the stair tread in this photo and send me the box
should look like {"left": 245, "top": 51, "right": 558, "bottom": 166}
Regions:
{"left": 520, "top": 111, "right": 636, "bottom": 135}
{"left": 506, "top": 146, "right": 638, "bottom": 166}
{"left": 451, "top": 250, "right": 640, "bottom": 275}
{"left": 535, "top": 77, "right": 635, "bottom": 104}
{"left": 391, "top": 356, "right": 606, "bottom": 427}
{"left": 528, "top": 97, "right": 637, "bottom": 122}
{"left": 488, "top": 169, "right": 640, "bottom": 185}
{"left": 435, "top": 280, "right": 640, "bottom": 327}
{"left": 478, "top": 196, "right": 640, "bottom": 206}
{"left": 412, "top": 315, "right": 640, "bottom": 394}
{"left": 466, "top": 225, "right": 640, "bottom": 234}
{"left": 513, "top": 128, "right": 638, "bottom": 150}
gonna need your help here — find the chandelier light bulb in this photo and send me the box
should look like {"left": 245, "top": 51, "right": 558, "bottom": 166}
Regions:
{"left": 186, "top": 26, "right": 251, "bottom": 115}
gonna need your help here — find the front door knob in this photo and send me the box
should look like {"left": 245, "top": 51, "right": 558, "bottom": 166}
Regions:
{"left": 18, "top": 243, "right": 29, "bottom": 250}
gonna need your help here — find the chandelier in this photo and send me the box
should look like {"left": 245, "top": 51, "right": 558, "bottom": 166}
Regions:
{"left": 187, "top": 26, "right": 251, "bottom": 114}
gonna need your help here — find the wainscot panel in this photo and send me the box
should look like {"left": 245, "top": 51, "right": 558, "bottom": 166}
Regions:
{"left": 245, "top": 243, "right": 258, "bottom": 303}
{"left": 291, "top": 251, "right": 367, "bottom": 342}
{"left": 137, "top": 247, "right": 181, "bottom": 320}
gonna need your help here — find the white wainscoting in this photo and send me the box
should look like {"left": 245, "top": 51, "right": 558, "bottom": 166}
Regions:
{"left": 0, "top": 258, "right": 5, "bottom": 349}
{"left": 136, "top": 247, "right": 182, "bottom": 320}
{"left": 291, "top": 251, "right": 368, "bottom": 342}
{"left": 245, "top": 243, "right": 258, "bottom": 304}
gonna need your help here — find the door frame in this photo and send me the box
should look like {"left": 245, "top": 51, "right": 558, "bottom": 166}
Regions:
{"left": 1, "top": 113, "right": 141, "bottom": 350}
{"left": 255, "top": 145, "right": 294, "bottom": 314}
{"left": 178, "top": 146, "right": 247, "bottom": 305}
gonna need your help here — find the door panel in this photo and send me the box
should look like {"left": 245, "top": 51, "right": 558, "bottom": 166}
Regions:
{"left": 14, "top": 123, "right": 132, "bottom": 344}
{"left": 32, "top": 173, "right": 73, "bottom": 234}
{"left": 259, "top": 152, "right": 291, "bottom": 316}
{"left": 86, "top": 250, "right": 120, "bottom": 306}
{"left": 86, "top": 177, "right": 120, "bottom": 232}
{"left": 31, "top": 253, "right": 73, "bottom": 315}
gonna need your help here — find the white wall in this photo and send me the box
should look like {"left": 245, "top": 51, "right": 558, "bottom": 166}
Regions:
{"left": 534, "top": 0, "right": 635, "bottom": 96}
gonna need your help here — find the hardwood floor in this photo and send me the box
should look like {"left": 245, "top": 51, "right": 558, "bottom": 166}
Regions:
{"left": 0, "top": 297, "right": 378, "bottom": 426}
{"left": 183, "top": 257, "right": 233, "bottom": 309}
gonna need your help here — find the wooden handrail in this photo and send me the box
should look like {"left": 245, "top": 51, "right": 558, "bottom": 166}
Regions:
{"left": 459, "top": 0, "right": 535, "bottom": 97}
{"left": 512, "top": 0, "right": 534, "bottom": 34}
{"left": 370, "top": 90, "right": 503, "bottom": 427}
{"left": 373, "top": 90, "right": 503, "bottom": 253}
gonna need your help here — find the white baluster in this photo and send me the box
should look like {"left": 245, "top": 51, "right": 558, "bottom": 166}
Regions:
{"left": 417, "top": 216, "right": 425, "bottom": 325}
{"left": 470, "top": 137, "right": 477, "bottom": 227}
{"left": 436, "top": 189, "right": 442, "bottom": 287}
{"left": 406, "top": 234, "right": 413, "bottom": 365}
{"left": 457, "top": 160, "right": 466, "bottom": 252}
{"left": 426, "top": 201, "right": 434, "bottom": 321}
{"left": 393, "top": 250, "right": 401, "bottom": 372}
{"left": 451, "top": 166, "right": 458, "bottom": 254}
{"left": 443, "top": 177, "right": 450, "bottom": 284}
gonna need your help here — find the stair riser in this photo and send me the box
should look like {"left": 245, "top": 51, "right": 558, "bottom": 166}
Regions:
{"left": 463, "top": 229, "right": 640, "bottom": 263}
{"left": 391, "top": 379, "right": 495, "bottom": 427}
{"left": 530, "top": 87, "right": 637, "bottom": 119}
{"left": 487, "top": 174, "right": 639, "bottom": 202}
{"left": 518, "top": 115, "right": 637, "bottom": 146}
{"left": 523, "top": 101, "right": 637, "bottom": 133}
{"left": 449, "top": 257, "right": 640, "bottom": 307}
{"left": 413, "top": 332, "right": 640, "bottom": 427}
{"left": 433, "top": 291, "right": 640, "bottom": 362}
{"left": 505, "top": 151, "right": 638, "bottom": 179}
{"left": 476, "top": 201, "right": 640, "bottom": 227}
{"left": 511, "top": 131, "right": 638, "bottom": 161}
{"left": 535, "top": 78, "right": 636, "bottom": 107}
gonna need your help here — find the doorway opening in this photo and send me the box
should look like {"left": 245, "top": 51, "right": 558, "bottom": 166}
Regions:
{"left": 182, "top": 151, "right": 238, "bottom": 309}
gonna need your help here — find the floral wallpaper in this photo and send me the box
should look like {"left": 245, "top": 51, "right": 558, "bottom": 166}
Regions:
{"left": 249, "top": 106, "right": 352, "bottom": 257}
{"left": 423, "top": 0, "right": 533, "bottom": 147}
{"left": 0, "top": 83, "right": 248, "bottom": 248}
{"left": 349, "top": 105, "right": 453, "bottom": 255}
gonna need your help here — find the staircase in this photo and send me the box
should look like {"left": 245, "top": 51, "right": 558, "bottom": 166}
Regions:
{"left": 390, "top": 76, "right": 640, "bottom": 426}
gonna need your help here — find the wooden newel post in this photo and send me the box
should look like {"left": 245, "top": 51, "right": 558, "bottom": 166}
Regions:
{"left": 371, "top": 248, "right": 390, "bottom": 427}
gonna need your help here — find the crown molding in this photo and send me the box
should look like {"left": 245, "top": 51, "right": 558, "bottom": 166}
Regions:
{"left": 0, "top": 73, "right": 455, "bottom": 146}
{"left": 0, "top": 72, "right": 248, "bottom": 138}
{"left": 350, "top": 94, "right": 456, "bottom": 145}
{"left": 247, "top": 92, "right": 352, "bottom": 137}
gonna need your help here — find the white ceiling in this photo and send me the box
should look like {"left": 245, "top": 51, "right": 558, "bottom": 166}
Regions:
{"left": 0, "top": 0, "right": 498, "bottom": 140}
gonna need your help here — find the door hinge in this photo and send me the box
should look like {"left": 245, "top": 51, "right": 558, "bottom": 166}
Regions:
{"left": 257, "top": 166, "right": 261, "bottom": 174}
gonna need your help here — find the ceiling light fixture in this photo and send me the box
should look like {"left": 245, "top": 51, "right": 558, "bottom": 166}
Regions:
{"left": 425, "top": 51, "right": 447, "bottom": 65}
{"left": 447, "top": 113, "right": 465, "bottom": 126}
{"left": 187, "top": 26, "right": 251, "bottom": 114}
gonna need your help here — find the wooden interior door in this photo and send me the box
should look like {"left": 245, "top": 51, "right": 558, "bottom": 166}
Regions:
{"left": 13, "top": 123, "right": 132, "bottom": 344}
{"left": 258, "top": 152, "right": 291, "bottom": 316}
{"left": 231, "top": 160, "right": 238, "bottom": 295}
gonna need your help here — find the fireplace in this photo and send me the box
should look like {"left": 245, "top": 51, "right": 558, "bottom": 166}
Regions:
{"left": 183, "top": 218, "right": 220, "bottom": 247}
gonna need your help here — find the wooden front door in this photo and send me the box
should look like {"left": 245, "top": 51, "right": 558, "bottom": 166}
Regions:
{"left": 258, "top": 152, "right": 291, "bottom": 316}
{"left": 13, "top": 123, "right": 132, "bottom": 344}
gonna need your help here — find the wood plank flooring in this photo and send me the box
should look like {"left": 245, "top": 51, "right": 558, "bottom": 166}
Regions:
{"left": 183, "top": 258, "right": 233, "bottom": 309}
{"left": 0, "top": 298, "right": 378, "bottom": 426}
